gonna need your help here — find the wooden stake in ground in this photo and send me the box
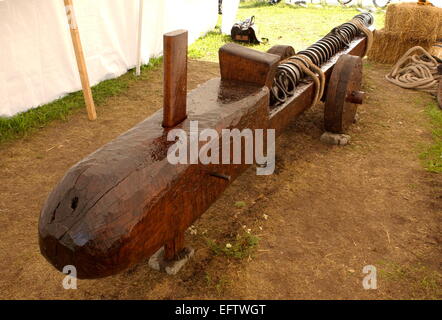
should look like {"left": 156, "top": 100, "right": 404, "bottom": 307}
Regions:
{"left": 135, "top": 0, "right": 144, "bottom": 76}
{"left": 64, "top": 0, "right": 97, "bottom": 120}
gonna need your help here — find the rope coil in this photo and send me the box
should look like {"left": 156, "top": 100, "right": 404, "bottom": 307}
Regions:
{"left": 386, "top": 46, "right": 440, "bottom": 94}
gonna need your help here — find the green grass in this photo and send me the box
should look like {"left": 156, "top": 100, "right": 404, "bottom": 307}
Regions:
{"left": 0, "top": 57, "right": 162, "bottom": 145}
{"left": 205, "top": 272, "right": 231, "bottom": 296}
{"left": 189, "top": 2, "right": 385, "bottom": 62}
{"left": 234, "top": 201, "right": 247, "bottom": 208}
{"left": 420, "top": 102, "right": 442, "bottom": 173}
{"left": 207, "top": 232, "right": 259, "bottom": 259}
{"left": 378, "top": 260, "right": 441, "bottom": 299}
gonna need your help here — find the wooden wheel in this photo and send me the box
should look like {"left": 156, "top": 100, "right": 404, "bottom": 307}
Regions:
{"left": 324, "top": 54, "right": 364, "bottom": 134}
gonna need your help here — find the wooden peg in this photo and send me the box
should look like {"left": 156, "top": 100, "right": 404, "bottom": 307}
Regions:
{"left": 162, "top": 30, "right": 188, "bottom": 128}
{"left": 164, "top": 233, "right": 185, "bottom": 261}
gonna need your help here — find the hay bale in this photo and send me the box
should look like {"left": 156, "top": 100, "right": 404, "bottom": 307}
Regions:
{"left": 368, "top": 29, "right": 433, "bottom": 64}
{"left": 384, "top": 3, "right": 442, "bottom": 42}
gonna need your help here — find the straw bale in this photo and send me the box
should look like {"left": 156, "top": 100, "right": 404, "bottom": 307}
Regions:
{"left": 384, "top": 3, "right": 442, "bottom": 42}
{"left": 368, "top": 29, "right": 433, "bottom": 64}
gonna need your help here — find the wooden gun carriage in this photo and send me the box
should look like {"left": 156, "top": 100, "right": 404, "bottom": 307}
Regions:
{"left": 39, "top": 14, "right": 373, "bottom": 278}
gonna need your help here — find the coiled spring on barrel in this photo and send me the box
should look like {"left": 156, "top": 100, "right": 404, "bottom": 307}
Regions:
{"left": 270, "top": 13, "right": 374, "bottom": 106}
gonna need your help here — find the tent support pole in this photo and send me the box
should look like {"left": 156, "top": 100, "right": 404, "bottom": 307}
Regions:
{"left": 136, "top": 0, "right": 144, "bottom": 76}
{"left": 64, "top": 0, "right": 97, "bottom": 121}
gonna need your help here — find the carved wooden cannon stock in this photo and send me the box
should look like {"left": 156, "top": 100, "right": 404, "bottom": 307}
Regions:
{"left": 39, "top": 14, "right": 373, "bottom": 278}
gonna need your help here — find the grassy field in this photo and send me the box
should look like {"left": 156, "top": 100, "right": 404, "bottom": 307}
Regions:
{"left": 189, "top": 3, "right": 385, "bottom": 62}
{"left": 0, "top": 3, "right": 385, "bottom": 144}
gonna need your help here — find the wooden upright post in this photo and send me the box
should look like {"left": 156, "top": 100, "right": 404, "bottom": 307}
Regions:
{"left": 64, "top": 0, "right": 97, "bottom": 121}
{"left": 164, "top": 233, "right": 185, "bottom": 261}
{"left": 162, "top": 30, "right": 188, "bottom": 128}
{"left": 135, "top": 0, "right": 144, "bottom": 76}
{"left": 162, "top": 30, "right": 189, "bottom": 261}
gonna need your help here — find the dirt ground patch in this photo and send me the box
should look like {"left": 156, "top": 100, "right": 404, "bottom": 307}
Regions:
{"left": 0, "top": 60, "right": 440, "bottom": 299}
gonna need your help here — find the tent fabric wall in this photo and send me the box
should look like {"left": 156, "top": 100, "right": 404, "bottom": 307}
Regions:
{"left": 0, "top": 0, "right": 218, "bottom": 117}
{"left": 221, "top": 0, "right": 240, "bottom": 35}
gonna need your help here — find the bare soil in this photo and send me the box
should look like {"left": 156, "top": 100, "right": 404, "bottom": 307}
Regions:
{"left": 0, "top": 60, "right": 440, "bottom": 299}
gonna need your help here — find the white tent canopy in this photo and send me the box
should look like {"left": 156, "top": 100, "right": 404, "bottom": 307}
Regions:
{"left": 0, "top": 0, "right": 218, "bottom": 117}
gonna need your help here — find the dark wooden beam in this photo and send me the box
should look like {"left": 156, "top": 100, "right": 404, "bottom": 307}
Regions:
{"left": 39, "top": 36, "right": 368, "bottom": 279}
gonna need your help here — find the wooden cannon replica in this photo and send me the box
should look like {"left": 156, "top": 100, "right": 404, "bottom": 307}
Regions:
{"left": 39, "top": 14, "right": 374, "bottom": 278}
